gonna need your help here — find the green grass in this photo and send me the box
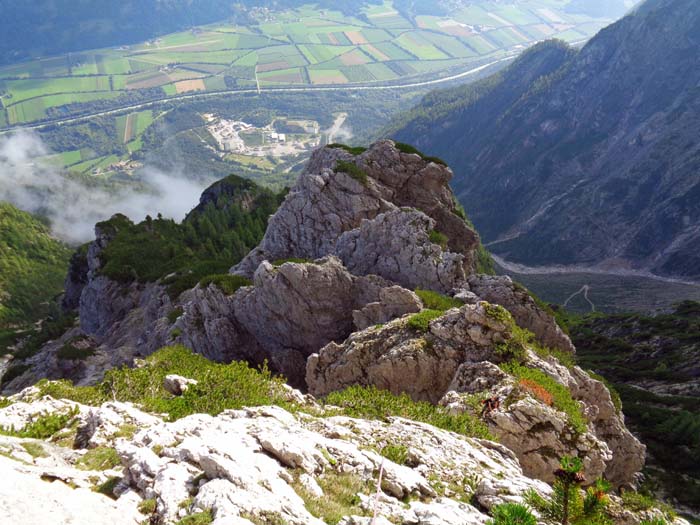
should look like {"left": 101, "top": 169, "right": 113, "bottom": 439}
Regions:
{"left": 406, "top": 309, "right": 443, "bottom": 332}
{"left": 380, "top": 444, "right": 409, "bottom": 465}
{"left": 35, "top": 345, "right": 292, "bottom": 422}
{"left": 428, "top": 229, "right": 448, "bottom": 248}
{"left": 77, "top": 447, "right": 121, "bottom": 471}
{"left": 334, "top": 160, "right": 368, "bottom": 185}
{"left": 138, "top": 498, "right": 157, "bottom": 514}
{"left": 0, "top": 407, "right": 79, "bottom": 439}
{"left": 327, "top": 143, "right": 367, "bottom": 155}
{"left": 176, "top": 510, "right": 214, "bottom": 525}
{"left": 414, "top": 289, "right": 461, "bottom": 311}
{"left": 294, "top": 471, "right": 371, "bottom": 524}
{"left": 20, "top": 441, "right": 48, "bottom": 458}
{"left": 500, "top": 361, "right": 587, "bottom": 434}
{"left": 272, "top": 258, "right": 313, "bottom": 266}
{"left": 325, "top": 385, "right": 492, "bottom": 440}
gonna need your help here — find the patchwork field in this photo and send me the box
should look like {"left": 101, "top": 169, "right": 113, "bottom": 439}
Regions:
{"left": 0, "top": 0, "right": 614, "bottom": 127}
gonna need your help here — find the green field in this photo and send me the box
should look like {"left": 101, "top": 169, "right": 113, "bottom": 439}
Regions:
{"left": 0, "top": 0, "right": 615, "bottom": 127}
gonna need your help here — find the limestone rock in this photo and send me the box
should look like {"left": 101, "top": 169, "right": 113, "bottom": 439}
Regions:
{"left": 233, "top": 140, "right": 479, "bottom": 278}
{"left": 352, "top": 286, "right": 422, "bottom": 331}
{"left": 163, "top": 375, "right": 198, "bottom": 396}
{"left": 336, "top": 209, "right": 467, "bottom": 293}
{"left": 467, "top": 274, "right": 575, "bottom": 354}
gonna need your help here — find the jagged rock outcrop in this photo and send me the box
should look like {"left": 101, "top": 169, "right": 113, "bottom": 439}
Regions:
{"left": 307, "top": 303, "right": 644, "bottom": 488}
{"left": 336, "top": 209, "right": 467, "bottom": 293}
{"left": 233, "top": 140, "right": 479, "bottom": 279}
{"left": 466, "top": 274, "right": 576, "bottom": 354}
{"left": 232, "top": 256, "right": 421, "bottom": 384}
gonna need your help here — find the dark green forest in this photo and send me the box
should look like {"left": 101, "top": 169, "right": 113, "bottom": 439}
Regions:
{"left": 95, "top": 174, "right": 285, "bottom": 299}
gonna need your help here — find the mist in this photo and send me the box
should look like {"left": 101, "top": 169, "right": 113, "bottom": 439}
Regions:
{"left": 0, "top": 131, "right": 212, "bottom": 245}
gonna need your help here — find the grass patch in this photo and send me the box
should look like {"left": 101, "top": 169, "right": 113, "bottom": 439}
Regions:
{"left": 272, "top": 258, "right": 313, "bottom": 266}
{"left": 334, "top": 160, "right": 368, "bottom": 186}
{"left": 380, "top": 444, "right": 409, "bottom": 465}
{"left": 20, "top": 441, "right": 48, "bottom": 458}
{"left": 414, "top": 289, "right": 461, "bottom": 311}
{"left": 393, "top": 142, "right": 447, "bottom": 166}
{"left": 406, "top": 309, "right": 443, "bottom": 332}
{"left": 94, "top": 476, "right": 120, "bottom": 499}
{"left": 0, "top": 407, "right": 79, "bottom": 439}
{"left": 500, "top": 362, "right": 587, "bottom": 434}
{"left": 77, "top": 447, "right": 121, "bottom": 471}
{"left": 428, "top": 229, "right": 448, "bottom": 248}
{"left": 199, "top": 274, "right": 252, "bottom": 295}
{"left": 176, "top": 510, "right": 214, "bottom": 525}
{"left": 294, "top": 471, "right": 370, "bottom": 525}
{"left": 324, "top": 385, "right": 492, "bottom": 440}
{"left": 138, "top": 498, "right": 157, "bottom": 514}
{"left": 36, "top": 346, "right": 291, "bottom": 422}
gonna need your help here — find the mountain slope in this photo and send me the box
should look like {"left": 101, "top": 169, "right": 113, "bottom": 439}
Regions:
{"left": 0, "top": 203, "right": 71, "bottom": 329}
{"left": 391, "top": 0, "right": 700, "bottom": 280}
{"left": 571, "top": 302, "right": 700, "bottom": 517}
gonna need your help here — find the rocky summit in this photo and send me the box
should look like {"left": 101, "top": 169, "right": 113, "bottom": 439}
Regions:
{"left": 0, "top": 141, "right": 686, "bottom": 525}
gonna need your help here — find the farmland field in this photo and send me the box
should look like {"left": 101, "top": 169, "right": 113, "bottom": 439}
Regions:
{"left": 0, "top": 0, "right": 614, "bottom": 127}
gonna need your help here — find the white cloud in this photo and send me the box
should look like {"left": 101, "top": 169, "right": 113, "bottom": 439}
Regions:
{"left": 0, "top": 130, "right": 212, "bottom": 244}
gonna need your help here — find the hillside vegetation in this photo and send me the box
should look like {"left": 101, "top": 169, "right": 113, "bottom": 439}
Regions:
{"left": 0, "top": 203, "right": 71, "bottom": 330}
{"left": 570, "top": 302, "right": 700, "bottom": 517}
{"left": 94, "top": 175, "right": 285, "bottom": 298}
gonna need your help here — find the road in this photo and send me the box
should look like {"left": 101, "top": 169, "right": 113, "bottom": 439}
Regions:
{"left": 0, "top": 56, "right": 516, "bottom": 134}
{"left": 563, "top": 285, "right": 596, "bottom": 312}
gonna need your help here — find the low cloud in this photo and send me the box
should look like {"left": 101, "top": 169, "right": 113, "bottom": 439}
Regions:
{"left": 0, "top": 131, "right": 212, "bottom": 244}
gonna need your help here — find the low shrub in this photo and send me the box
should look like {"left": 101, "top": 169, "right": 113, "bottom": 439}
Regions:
{"left": 138, "top": 498, "right": 157, "bottom": 514}
{"left": 168, "top": 307, "right": 184, "bottom": 324}
{"left": 56, "top": 336, "right": 95, "bottom": 360}
{"left": 327, "top": 143, "right": 367, "bottom": 155}
{"left": 176, "top": 510, "right": 214, "bottom": 525}
{"left": 0, "top": 407, "right": 79, "bottom": 439}
{"left": 77, "top": 447, "right": 121, "bottom": 471}
{"left": 380, "top": 444, "right": 409, "bottom": 465}
{"left": 518, "top": 378, "right": 553, "bottom": 406}
{"left": 272, "top": 258, "right": 313, "bottom": 266}
{"left": 37, "top": 346, "right": 290, "bottom": 422}
{"left": 414, "top": 289, "right": 461, "bottom": 312}
{"left": 294, "top": 471, "right": 370, "bottom": 525}
{"left": 406, "top": 309, "right": 443, "bottom": 332}
{"left": 393, "top": 142, "right": 447, "bottom": 166}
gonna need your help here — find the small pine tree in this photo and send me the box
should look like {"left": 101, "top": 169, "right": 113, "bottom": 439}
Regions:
{"left": 526, "top": 456, "right": 612, "bottom": 525}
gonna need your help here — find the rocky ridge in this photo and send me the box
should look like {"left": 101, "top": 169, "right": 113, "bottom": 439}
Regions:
{"left": 0, "top": 140, "right": 659, "bottom": 523}
{"left": 0, "top": 385, "right": 684, "bottom": 525}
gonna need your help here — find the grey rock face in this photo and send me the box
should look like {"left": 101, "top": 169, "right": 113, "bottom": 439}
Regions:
{"left": 467, "top": 274, "right": 575, "bottom": 354}
{"left": 306, "top": 303, "right": 514, "bottom": 403}
{"left": 233, "top": 140, "right": 479, "bottom": 278}
{"left": 336, "top": 209, "right": 467, "bottom": 293}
